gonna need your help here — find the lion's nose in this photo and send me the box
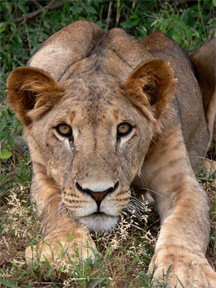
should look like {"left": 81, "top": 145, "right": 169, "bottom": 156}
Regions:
{"left": 75, "top": 181, "right": 119, "bottom": 207}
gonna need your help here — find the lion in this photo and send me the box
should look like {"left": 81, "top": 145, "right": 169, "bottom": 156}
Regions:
{"left": 6, "top": 21, "right": 216, "bottom": 287}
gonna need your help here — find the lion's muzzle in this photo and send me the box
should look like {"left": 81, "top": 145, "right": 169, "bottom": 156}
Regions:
{"left": 75, "top": 180, "right": 119, "bottom": 211}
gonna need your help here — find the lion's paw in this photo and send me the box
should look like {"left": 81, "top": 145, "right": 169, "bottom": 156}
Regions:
{"left": 149, "top": 248, "right": 216, "bottom": 288}
{"left": 201, "top": 159, "right": 216, "bottom": 179}
{"left": 25, "top": 230, "right": 97, "bottom": 266}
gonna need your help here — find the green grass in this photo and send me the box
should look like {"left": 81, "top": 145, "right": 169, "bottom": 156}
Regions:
{"left": 0, "top": 187, "right": 156, "bottom": 287}
{"left": 1, "top": 0, "right": 216, "bottom": 287}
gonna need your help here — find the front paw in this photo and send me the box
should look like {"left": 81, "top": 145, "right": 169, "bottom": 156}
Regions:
{"left": 149, "top": 247, "right": 216, "bottom": 287}
{"left": 25, "top": 227, "right": 97, "bottom": 265}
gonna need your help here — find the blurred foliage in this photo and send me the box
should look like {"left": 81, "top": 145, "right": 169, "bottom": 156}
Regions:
{"left": 0, "top": 1, "right": 215, "bottom": 285}
{"left": 0, "top": 0, "right": 215, "bottom": 157}
{"left": 1, "top": 0, "right": 215, "bottom": 80}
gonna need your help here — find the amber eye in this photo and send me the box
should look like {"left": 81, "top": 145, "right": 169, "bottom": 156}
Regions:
{"left": 56, "top": 124, "right": 72, "bottom": 137}
{"left": 117, "top": 123, "right": 133, "bottom": 137}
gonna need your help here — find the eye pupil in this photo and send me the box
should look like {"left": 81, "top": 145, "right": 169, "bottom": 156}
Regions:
{"left": 119, "top": 124, "right": 129, "bottom": 133}
{"left": 117, "top": 123, "right": 133, "bottom": 137}
{"left": 56, "top": 124, "right": 72, "bottom": 137}
{"left": 61, "top": 125, "right": 69, "bottom": 133}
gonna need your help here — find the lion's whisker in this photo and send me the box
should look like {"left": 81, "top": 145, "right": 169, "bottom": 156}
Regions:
{"left": 42, "top": 195, "right": 63, "bottom": 220}
{"left": 130, "top": 196, "right": 146, "bottom": 207}
{"left": 138, "top": 171, "right": 147, "bottom": 187}
{"left": 57, "top": 201, "right": 67, "bottom": 219}
{"left": 51, "top": 207, "right": 67, "bottom": 222}
{"left": 126, "top": 203, "right": 145, "bottom": 222}
{"left": 44, "top": 194, "right": 61, "bottom": 206}
{"left": 47, "top": 202, "right": 65, "bottom": 220}
{"left": 138, "top": 187, "right": 168, "bottom": 199}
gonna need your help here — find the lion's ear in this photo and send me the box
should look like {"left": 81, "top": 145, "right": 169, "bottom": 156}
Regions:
{"left": 124, "top": 59, "right": 177, "bottom": 129}
{"left": 6, "top": 67, "right": 63, "bottom": 126}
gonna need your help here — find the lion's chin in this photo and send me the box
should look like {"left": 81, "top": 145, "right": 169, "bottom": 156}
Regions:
{"left": 77, "top": 213, "right": 120, "bottom": 232}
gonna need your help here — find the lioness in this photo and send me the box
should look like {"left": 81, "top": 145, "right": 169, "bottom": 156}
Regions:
{"left": 6, "top": 21, "right": 216, "bottom": 287}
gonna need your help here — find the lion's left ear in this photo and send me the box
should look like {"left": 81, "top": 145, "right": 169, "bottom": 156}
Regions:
{"left": 124, "top": 59, "right": 177, "bottom": 130}
{"left": 6, "top": 66, "right": 63, "bottom": 127}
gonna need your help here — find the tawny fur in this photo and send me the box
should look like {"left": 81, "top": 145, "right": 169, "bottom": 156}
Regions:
{"left": 6, "top": 21, "right": 216, "bottom": 287}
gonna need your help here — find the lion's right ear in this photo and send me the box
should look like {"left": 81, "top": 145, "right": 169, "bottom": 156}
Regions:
{"left": 124, "top": 58, "right": 177, "bottom": 131}
{"left": 6, "top": 67, "right": 63, "bottom": 126}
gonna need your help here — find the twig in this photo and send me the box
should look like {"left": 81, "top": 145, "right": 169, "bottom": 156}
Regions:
{"left": 3, "top": 236, "right": 10, "bottom": 252}
{"left": 14, "top": 1, "right": 66, "bottom": 24}
{"left": 32, "top": 282, "right": 64, "bottom": 286}
{"left": 105, "top": 1, "right": 112, "bottom": 32}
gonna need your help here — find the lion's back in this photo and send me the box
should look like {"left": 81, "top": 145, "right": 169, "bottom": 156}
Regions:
{"left": 141, "top": 32, "right": 210, "bottom": 172}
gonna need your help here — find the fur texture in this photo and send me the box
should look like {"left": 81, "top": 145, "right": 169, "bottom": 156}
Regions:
{"left": 7, "top": 21, "right": 216, "bottom": 287}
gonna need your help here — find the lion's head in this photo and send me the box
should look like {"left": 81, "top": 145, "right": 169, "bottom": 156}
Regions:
{"left": 7, "top": 21, "right": 176, "bottom": 232}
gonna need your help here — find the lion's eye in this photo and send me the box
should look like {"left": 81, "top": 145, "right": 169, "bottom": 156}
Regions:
{"left": 56, "top": 124, "right": 72, "bottom": 137}
{"left": 117, "top": 123, "right": 133, "bottom": 137}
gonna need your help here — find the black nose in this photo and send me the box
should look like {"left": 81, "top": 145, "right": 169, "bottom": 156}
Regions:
{"left": 75, "top": 181, "right": 119, "bottom": 208}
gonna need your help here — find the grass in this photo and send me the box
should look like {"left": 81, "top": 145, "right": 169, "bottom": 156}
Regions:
{"left": 0, "top": 183, "right": 155, "bottom": 287}
{"left": 0, "top": 167, "right": 215, "bottom": 287}
{"left": 0, "top": 0, "right": 216, "bottom": 287}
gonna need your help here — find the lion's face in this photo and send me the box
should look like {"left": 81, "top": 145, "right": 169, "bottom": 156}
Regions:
{"left": 7, "top": 47, "right": 176, "bottom": 233}
{"left": 29, "top": 73, "right": 153, "bottom": 231}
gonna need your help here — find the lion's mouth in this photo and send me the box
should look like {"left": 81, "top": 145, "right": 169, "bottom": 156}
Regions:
{"left": 77, "top": 212, "right": 120, "bottom": 232}
{"left": 93, "top": 211, "right": 106, "bottom": 216}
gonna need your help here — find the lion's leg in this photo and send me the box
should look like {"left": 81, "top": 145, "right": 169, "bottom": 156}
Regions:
{"left": 26, "top": 163, "right": 96, "bottom": 265}
{"left": 142, "top": 125, "right": 216, "bottom": 287}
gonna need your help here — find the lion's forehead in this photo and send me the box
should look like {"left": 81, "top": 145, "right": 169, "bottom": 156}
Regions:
{"left": 48, "top": 77, "right": 137, "bottom": 127}
{"left": 52, "top": 96, "right": 136, "bottom": 126}
{"left": 61, "top": 71, "right": 122, "bottom": 99}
